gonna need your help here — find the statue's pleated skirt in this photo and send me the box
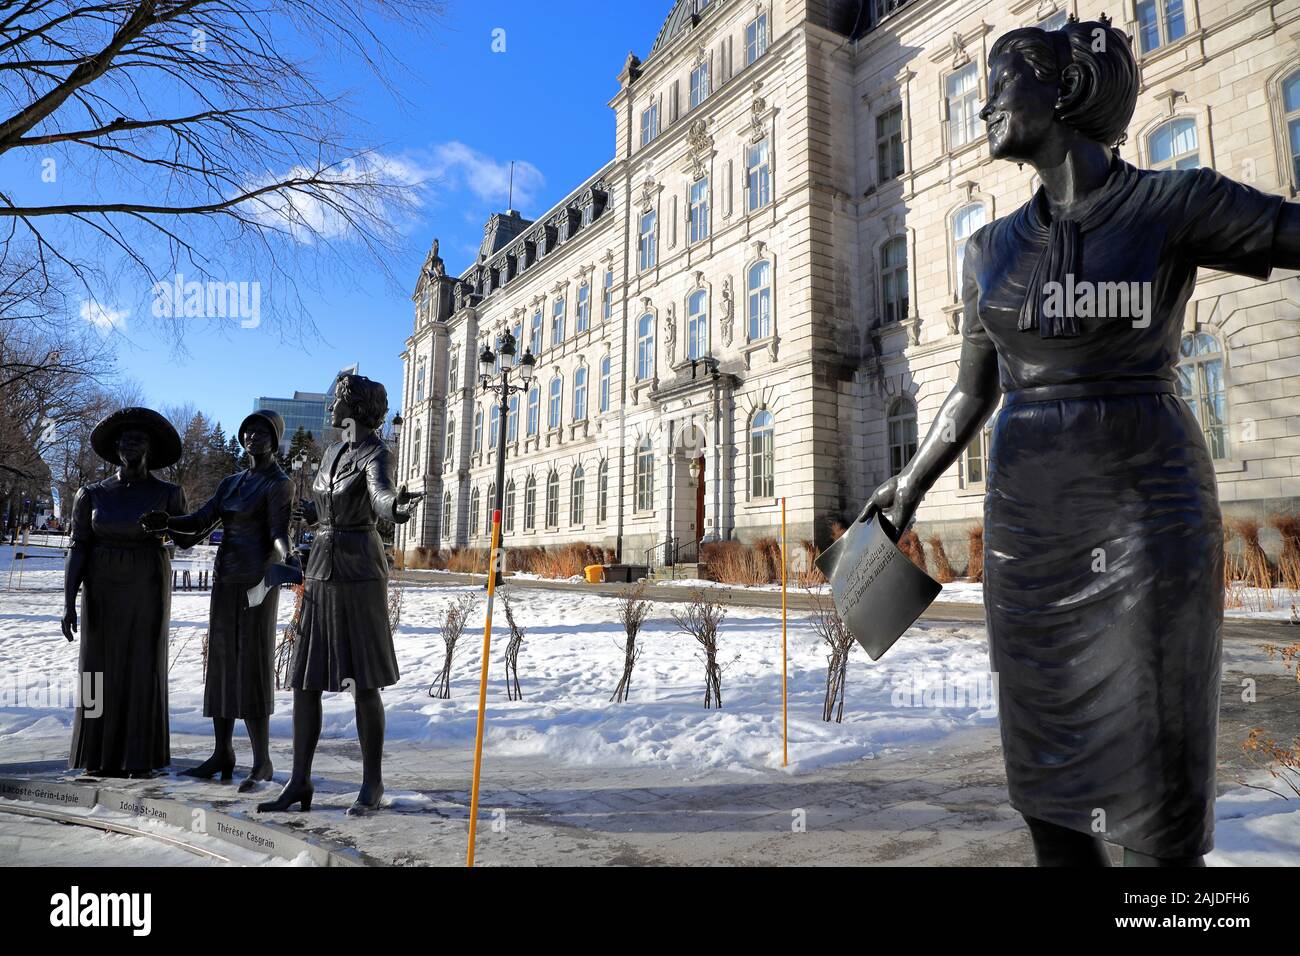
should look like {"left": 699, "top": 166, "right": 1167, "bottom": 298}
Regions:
{"left": 203, "top": 580, "right": 277, "bottom": 718}
{"left": 289, "top": 577, "right": 399, "bottom": 692}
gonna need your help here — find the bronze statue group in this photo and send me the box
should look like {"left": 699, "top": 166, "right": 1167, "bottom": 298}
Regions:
{"left": 63, "top": 373, "right": 420, "bottom": 816}
{"left": 59, "top": 19, "right": 1299, "bottom": 864}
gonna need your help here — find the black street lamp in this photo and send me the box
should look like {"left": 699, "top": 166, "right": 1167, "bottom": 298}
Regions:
{"left": 478, "top": 329, "right": 535, "bottom": 580}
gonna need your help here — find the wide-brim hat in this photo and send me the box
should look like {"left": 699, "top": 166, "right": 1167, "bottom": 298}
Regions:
{"left": 238, "top": 409, "right": 286, "bottom": 449}
{"left": 90, "top": 407, "right": 183, "bottom": 470}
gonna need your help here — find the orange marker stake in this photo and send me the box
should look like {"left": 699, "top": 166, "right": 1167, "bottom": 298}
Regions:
{"left": 466, "top": 509, "right": 502, "bottom": 868}
{"left": 781, "top": 496, "right": 788, "bottom": 768}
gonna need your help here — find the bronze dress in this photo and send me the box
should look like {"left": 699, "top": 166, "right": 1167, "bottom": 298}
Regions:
{"left": 68, "top": 474, "right": 185, "bottom": 772}
{"left": 175, "top": 462, "right": 292, "bottom": 718}
{"left": 289, "top": 434, "right": 401, "bottom": 691}
{"left": 963, "top": 158, "right": 1285, "bottom": 857}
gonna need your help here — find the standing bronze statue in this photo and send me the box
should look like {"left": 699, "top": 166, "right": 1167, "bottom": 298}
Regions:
{"left": 141, "top": 410, "right": 296, "bottom": 791}
{"left": 258, "top": 374, "right": 421, "bottom": 815}
{"left": 859, "top": 20, "right": 1300, "bottom": 866}
{"left": 62, "top": 408, "right": 185, "bottom": 778}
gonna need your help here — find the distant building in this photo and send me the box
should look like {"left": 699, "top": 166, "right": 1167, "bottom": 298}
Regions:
{"left": 253, "top": 391, "right": 330, "bottom": 454}
{"left": 256, "top": 364, "right": 362, "bottom": 453}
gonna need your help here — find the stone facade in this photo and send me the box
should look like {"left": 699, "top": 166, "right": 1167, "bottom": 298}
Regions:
{"left": 396, "top": 0, "right": 1299, "bottom": 567}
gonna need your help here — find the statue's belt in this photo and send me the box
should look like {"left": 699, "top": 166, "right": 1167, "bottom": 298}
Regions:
{"left": 317, "top": 523, "right": 377, "bottom": 533}
{"left": 1003, "top": 380, "right": 1175, "bottom": 407}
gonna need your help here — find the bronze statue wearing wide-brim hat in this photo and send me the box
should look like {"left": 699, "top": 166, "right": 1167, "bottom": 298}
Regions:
{"left": 90, "top": 407, "right": 182, "bottom": 469}
{"left": 238, "top": 409, "right": 286, "bottom": 449}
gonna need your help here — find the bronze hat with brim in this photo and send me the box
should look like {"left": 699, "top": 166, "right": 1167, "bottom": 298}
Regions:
{"left": 89, "top": 406, "right": 183, "bottom": 470}
{"left": 238, "top": 408, "right": 286, "bottom": 449}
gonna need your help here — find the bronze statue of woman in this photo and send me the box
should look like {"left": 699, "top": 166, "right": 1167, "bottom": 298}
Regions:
{"left": 62, "top": 407, "right": 185, "bottom": 778}
{"left": 860, "top": 20, "right": 1300, "bottom": 866}
{"left": 258, "top": 374, "right": 421, "bottom": 815}
{"left": 140, "top": 410, "right": 295, "bottom": 791}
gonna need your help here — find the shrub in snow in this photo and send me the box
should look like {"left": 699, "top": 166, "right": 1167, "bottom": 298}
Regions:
{"left": 671, "top": 590, "right": 728, "bottom": 708}
{"left": 429, "top": 592, "right": 476, "bottom": 699}
{"left": 808, "top": 589, "right": 855, "bottom": 723}
{"left": 611, "top": 582, "right": 650, "bottom": 703}
{"left": 499, "top": 586, "right": 526, "bottom": 701}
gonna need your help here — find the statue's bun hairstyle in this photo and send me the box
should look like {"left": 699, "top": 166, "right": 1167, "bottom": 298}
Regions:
{"left": 990, "top": 20, "right": 1138, "bottom": 148}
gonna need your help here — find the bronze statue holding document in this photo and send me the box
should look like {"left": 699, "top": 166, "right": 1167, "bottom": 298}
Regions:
{"left": 828, "top": 17, "right": 1300, "bottom": 867}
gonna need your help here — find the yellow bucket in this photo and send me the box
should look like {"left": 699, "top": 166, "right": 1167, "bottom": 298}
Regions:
{"left": 584, "top": 564, "right": 605, "bottom": 584}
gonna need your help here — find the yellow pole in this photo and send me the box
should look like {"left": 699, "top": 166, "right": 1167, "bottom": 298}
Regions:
{"left": 781, "top": 496, "right": 788, "bottom": 768}
{"left": 466, "top": 508, "right": 502, "bottom": 868}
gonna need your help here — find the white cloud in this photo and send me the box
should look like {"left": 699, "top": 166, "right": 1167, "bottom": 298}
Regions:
{"left": 80, "top": 300, "right": 127, "bottom": 331}
{"left": 428, "top": 141, "right": 544, "bottom": 210}
{"left": 243, "top": 151, "right": 433, "bottom": 243}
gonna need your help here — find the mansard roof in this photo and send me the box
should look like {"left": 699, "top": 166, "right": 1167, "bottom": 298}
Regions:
{"left": 647, "top": 0, "right": 718, "bottom": 62}
{"left": 478, "top": 210, "right": 533, "bottom": 261}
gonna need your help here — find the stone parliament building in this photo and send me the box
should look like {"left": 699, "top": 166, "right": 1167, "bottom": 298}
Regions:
{"left": 395, "top": 0, "right": 1300, "bottom": 567}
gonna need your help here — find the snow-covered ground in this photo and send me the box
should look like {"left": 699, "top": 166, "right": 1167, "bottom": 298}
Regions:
{"left": 3, "top": 543, "right": 1297, "bottom": 865}
{"left": 0, "top": 548, "right": 997, "bottom": 775}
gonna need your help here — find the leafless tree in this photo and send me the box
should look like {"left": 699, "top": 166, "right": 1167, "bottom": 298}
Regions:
{"left": 499, "top": 585, "right": 525, "bottom": 701}
{"left": 610, "top": 582, "right": 650, "bottom": 704}
{"left": 0, "top": 0, "right": 444, "bottom": 342}
{"left": 809, "top": 589, "right": 855, "bottom": 723}
{"left": 429, "top": 591, "right": 476, "bottom": 700}
{"left": 672, "top": 590, "right": 728, "bottom": 709}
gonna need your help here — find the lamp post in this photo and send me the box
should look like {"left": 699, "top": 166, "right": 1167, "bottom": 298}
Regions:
{"left": 478, "top": 329, "right": 536, "bottom": 583}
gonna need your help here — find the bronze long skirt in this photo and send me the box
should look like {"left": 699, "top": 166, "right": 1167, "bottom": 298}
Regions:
{"left": 984, "top": 387, "right": 1222, "bottom": 858}
{"left": 203, "top": 580, "right": 278, "bottom": 718}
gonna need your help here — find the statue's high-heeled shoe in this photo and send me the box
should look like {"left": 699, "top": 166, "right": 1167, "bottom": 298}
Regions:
{"left": 346, "top": 782, "right": 383, "bottom": 816}
{"left": 179, "top": 752, "right": 235, "bottom": 781}
{"left": 237, "top": 762, "right": 274, "bottom": 793}
{"left": 256, "top": 781, "right": 313, "bottom": 813}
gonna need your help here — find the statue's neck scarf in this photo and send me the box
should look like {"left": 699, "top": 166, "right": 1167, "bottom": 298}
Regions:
{"left": 1019, "top": 156, "right": 1143, "bottom": 338}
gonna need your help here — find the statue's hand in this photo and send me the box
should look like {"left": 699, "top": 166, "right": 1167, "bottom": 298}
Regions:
{"left": 61, "top": 606, "right": 78, "bottom": 642}
{"left": 294, "top": 499, "right": 318, "bottom": 525}
{"left": 859, "top": 474, "right": 919, "bottom": 533}
{"left": 393, "top": 484, "right": 424, "bottom": 523}
{"left": 139, "top": 510, "right": 170, "bottom": 534}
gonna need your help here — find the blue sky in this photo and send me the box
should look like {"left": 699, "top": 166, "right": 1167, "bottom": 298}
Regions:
{"left": 9, "top": 1, "right": 673, "bottom": 437}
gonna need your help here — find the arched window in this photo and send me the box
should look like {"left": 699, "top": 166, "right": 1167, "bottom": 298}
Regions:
{"left": 599, "top": 355, "right": 611, "bottom": 413}
{"left": 523, "top": 475, "right": 537, "bottom": 531}
{"left": 750, "top": 410, "right": 775, "bottom": 499}
{"left": 636, "top": 313, "right": 654, "bottom": 380}
{"left": 444, "top": 414, "right": 455, "bottom": 465}
{"left": 635, "top": 436, "right": 655, "bottom": 512}
{"left": 952, "top": 204, "right": 985, "bottom": 287}
{"left": 472, "top": 406, "right": 483, "bottom": 453}
{"left": 688, "top": 290, "right": 708, "bottom": 359}
{"left": 545, "top": 470, "right": 560, "bottom": 528}
{"left": 887, "top": 397, "right": 918, "bottom": 476}
{"left": 573, "top": 366, "right": 588, "bottom": 421}
{"left": 571, "top": 466, "right": 586, "bottom": 526}
{"left": 576, "top": 282, "right": 591, "bottom": 333}
{"left": 747, "top": 261, "right": 771, "bottom": 340}
{"left": 1148, "top": 117, "right": 1199, "bottom": 171}
{"left": 880, "top": 236, "right": 909, "bottom": 324}
{"left": 504, "top": 479, "right": 516, "bottom": 532}
{"left": 442, "top": 491, "right": 452, "bottom": 539}
{"left": 470, "top": 487, "right": 481, "bottom": 537}
{"left": 597, "top": 459, "right": 609, "bottom": 523}
{"left": 527, "top": 384, "right": 540, "bottom": 436}
{"left": 548, "top": 375, "right": 563, "bottom": 430}
{"left": 1177, "top": 332, "right": 1228, "bottom": 459}
{"left": 1282, "top": 68, "right": 1300, "bottom": 189}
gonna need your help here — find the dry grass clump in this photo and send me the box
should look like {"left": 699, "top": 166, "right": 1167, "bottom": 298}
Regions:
{"left": 702, "top": 540, "right": 773, "bottom": 585}
{"left": 898, "top": 530, "right": 927, "bottom": 573}
{"left": 1270, "top": 513, "right": 1300, "bottom": 590}
{"left": 966, "top": 525, "right": 984, "bottom": 582}
{"left": 928, "top": 535, "right": 956, "bottom": 583}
